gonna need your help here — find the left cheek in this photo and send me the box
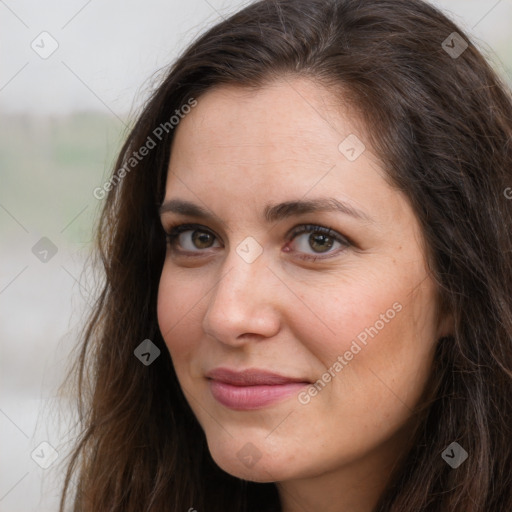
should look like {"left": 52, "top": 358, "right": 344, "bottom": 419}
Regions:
{"left": 307, "top": 294, "right": 390, "bottom": 357}
{"left": 309, "top": 293, "right": 413, "bottom": 376}
{"left": 357, "top": 315, "right": 436, "bottom": 412}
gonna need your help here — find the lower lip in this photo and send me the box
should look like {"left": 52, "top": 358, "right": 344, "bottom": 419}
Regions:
{"left": 209, "top": 380, "right": 308, "bottom": 410}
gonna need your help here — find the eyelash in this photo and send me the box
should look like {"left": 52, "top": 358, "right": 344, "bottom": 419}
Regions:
{"left": 164, "top": 222, "right": 351, "bottom": 261}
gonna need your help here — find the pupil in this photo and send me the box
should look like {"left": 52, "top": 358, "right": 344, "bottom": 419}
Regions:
{"left": 310, "top": 233, "right": 333, "bottom": 253}
{"left": 193, "top": 231, "right": 213, "bottom": 248}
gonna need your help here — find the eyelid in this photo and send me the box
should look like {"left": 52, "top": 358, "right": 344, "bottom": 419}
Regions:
{"left": 287, "top": 223, "right": 350, "bottom": 245}
{"left": 164, "top": 222, "right": 221, "bottom": 240}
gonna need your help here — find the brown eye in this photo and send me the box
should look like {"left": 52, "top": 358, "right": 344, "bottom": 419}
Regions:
{"left": 307, "top": 233, "right": 335, "bottom": 253}
{"left": 165, "top": 224, "right": 221, "bottom": 253}
{"left": 190, "top": 230, "right": 215, "bottom": 249}
{"left": 287, "top": 224, "right": 350, "bottom": 260}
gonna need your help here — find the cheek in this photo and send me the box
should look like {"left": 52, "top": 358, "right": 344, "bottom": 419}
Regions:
{"left": 156, "top": 264, "right": 204, "bottom": 356}
{"left": 293, "top": 270, "right": 438, "bottom": 410}
{"left": 289, "top": 268, "right": 399, "bottom": 366}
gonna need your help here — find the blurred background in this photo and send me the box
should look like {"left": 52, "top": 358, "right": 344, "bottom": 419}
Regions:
{"left": 1, "top": 0, "right": 511, "bottom": 510}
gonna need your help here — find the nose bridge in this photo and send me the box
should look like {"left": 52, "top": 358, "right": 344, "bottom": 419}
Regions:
{"left": 202, "top": 245, "right": 280, "bottom": 342}
{"left": 210, "top": 247, "right": 269, "bottom": 314}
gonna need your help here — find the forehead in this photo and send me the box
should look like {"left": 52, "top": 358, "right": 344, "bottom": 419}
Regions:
{"left": 168, "top": 79, "right": 373, "bottom": 185}
{"left": 170, "top": 79, "right": 359, "bottom": 170}
{"left": 163, "top": 78, "right": 410, "bottom": 230}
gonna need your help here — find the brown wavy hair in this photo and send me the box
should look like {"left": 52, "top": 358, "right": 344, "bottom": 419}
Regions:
{"left": 59, "top": 0, "right": 512, "bottom": 510}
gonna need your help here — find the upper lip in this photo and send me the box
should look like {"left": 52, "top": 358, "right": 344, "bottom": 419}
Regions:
{"left": 206, "top": 367, "right": 310, "bottom": 386}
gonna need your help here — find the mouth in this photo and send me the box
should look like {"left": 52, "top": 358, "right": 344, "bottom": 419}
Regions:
{"left": 205, "top": 367, "right": 311, "bottom": 410}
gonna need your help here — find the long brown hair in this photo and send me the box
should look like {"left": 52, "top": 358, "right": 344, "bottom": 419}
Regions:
{"left": 59, "top": 0, "right": 512, "bottom": 510}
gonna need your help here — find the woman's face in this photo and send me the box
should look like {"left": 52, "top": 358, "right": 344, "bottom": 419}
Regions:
{"left": 157, "top": 78, "right": 451, "bottom": 489}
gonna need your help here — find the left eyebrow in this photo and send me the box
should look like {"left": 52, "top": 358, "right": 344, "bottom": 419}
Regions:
{"left": 263, "top": 197, "right": 374, "bottom": 224}
{"left": 158, "top": 197, "right": 374, "bottom": 224}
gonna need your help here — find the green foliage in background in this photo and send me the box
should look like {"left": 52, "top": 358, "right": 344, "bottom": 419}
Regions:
{"left": 0, "top": 112, "right": 126, "bottom": 247}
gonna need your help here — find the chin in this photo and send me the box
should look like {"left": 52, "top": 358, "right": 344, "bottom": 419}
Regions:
{"left": 206, "top": 438, "right": 295, "bottom": 483}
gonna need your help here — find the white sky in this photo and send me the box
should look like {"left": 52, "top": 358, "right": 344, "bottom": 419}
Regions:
{"left": 0, "top": 0, "right": 511, "bottom": 115}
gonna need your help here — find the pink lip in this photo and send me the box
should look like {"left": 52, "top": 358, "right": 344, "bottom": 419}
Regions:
{"left": 206, "top": 367, "right": 310, "bottom": 410}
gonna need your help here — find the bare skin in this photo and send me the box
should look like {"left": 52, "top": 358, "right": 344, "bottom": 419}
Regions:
{"left": 157, "top": 77, "right": 453, "bottom": 512}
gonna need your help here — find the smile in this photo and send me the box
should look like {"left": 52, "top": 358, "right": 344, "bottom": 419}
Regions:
{"left": 208, "top": 380, "right": 309, "bottom": 410}
{"left": 205, "top": 367, "right": 310, "bottom": 410}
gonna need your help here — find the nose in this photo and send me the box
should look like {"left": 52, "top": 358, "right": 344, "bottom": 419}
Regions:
{"left": 202, "top": 248, "right": 282, "bottom": 347}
